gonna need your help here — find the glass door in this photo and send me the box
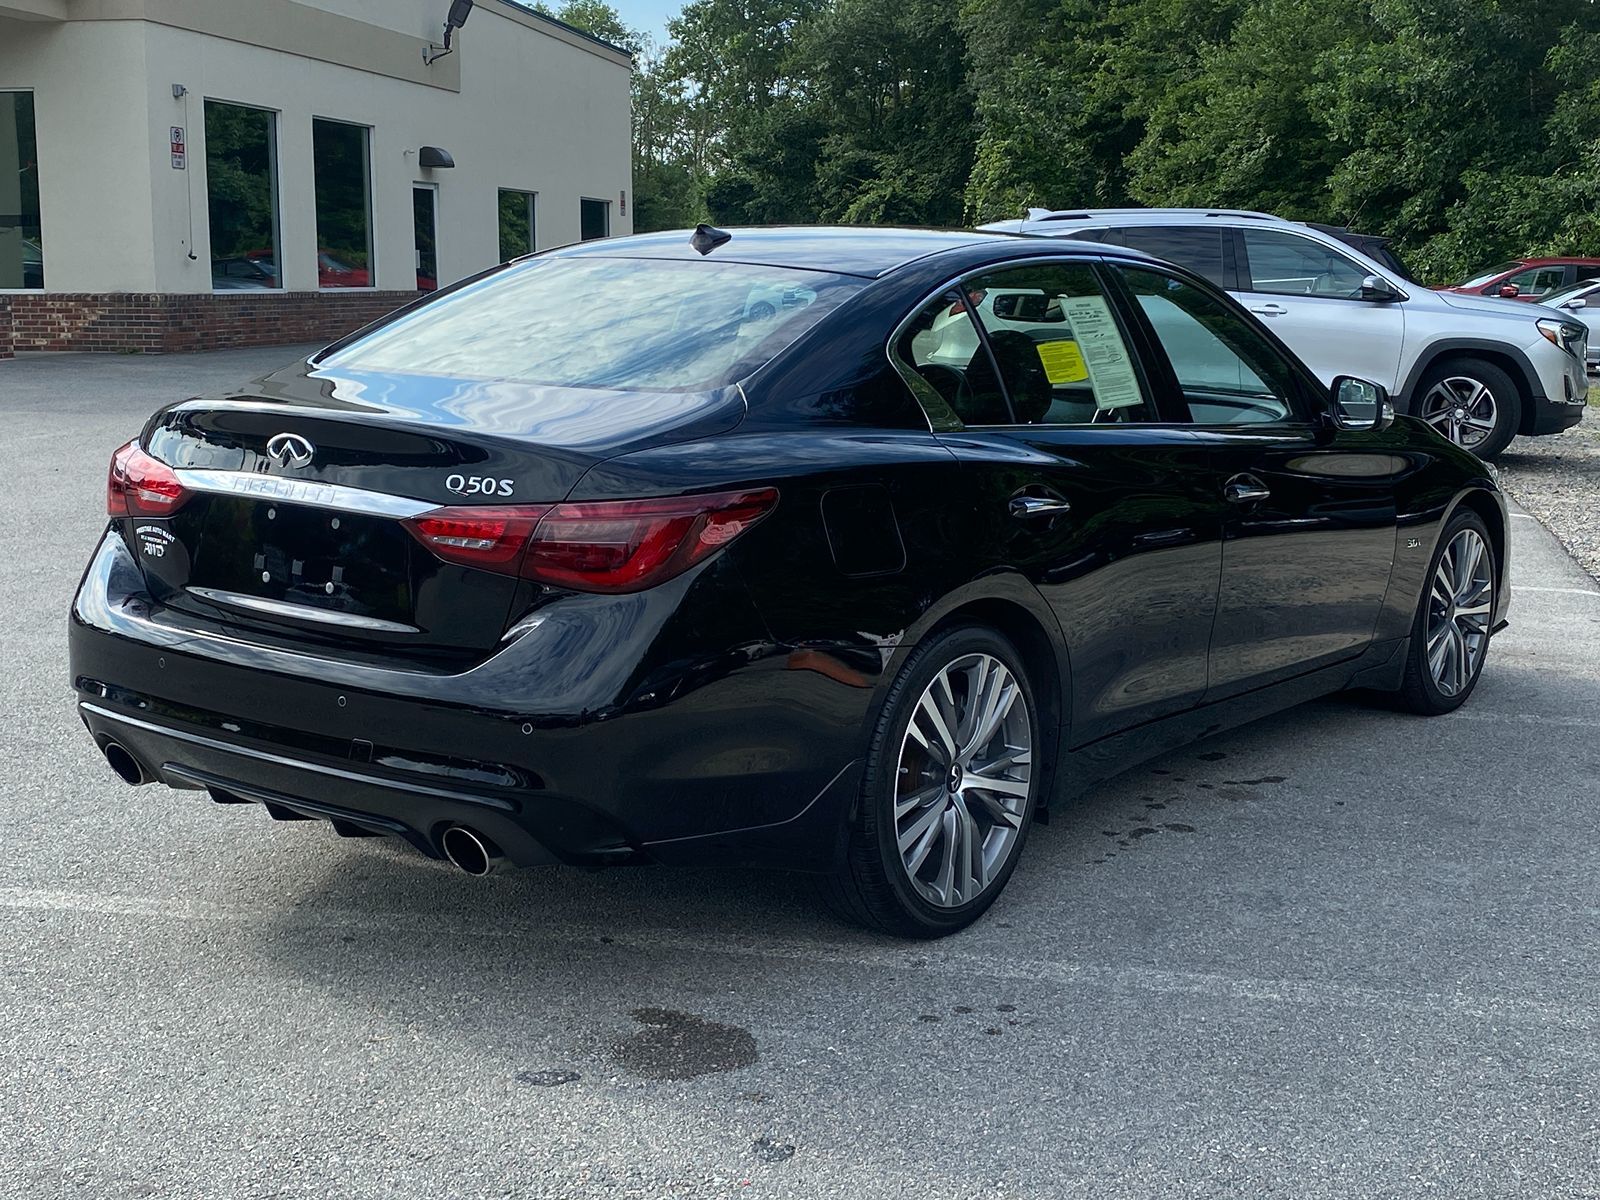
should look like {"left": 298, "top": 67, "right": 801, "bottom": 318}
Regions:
{"left": 412, "top": 184, "right": 437, "bottom": 291}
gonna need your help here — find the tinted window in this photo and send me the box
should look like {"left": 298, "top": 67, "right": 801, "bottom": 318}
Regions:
{"left": 324, "top": 257, "right": 861, "bottom": 392}
{"left": 312, "top": 118, "right": 373, "bottom": 289}
{"left": 1113, "top": 226, "right": 1230, "bottom": 288}
{"left": 966, "top": 263, "right": 1155, "bottom": 424}
{"left": 1242, "top": 229, "right": 1368, "bottom": 298}
{"left": 205, "top": 100, "right": 279, "bottom": 292}
{"left": 580, "top": 198, "right": 610, "bottom": 241}
{"left": 1118, "top": 266, "right": 1302, "bottom": 424}
{"left": 1, "top": 92, "right": 42, "bottom": 289}
{"left": 895, "top": 288, "right": 1012, "bottom": 425}
{"left": 1576, "top": 264, "right": 1600, "bottom": 283}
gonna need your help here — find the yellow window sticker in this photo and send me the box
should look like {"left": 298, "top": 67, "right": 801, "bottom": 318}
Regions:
{"left": 1036, "top": 339, "right": 1089, "bottom": 384}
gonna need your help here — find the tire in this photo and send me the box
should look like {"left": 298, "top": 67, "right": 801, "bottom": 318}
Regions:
{"left": 1413, "top": 357, "right": 1521, "bottom": 461}
{"left": 820, "top": 624, "right": 1042, "bottom": 938}
{"left": 1392, "top": 510, "right": 1497, "bottom": 715}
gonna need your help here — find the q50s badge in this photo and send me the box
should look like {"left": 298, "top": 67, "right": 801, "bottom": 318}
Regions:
{"left": 446, "top": 474, "right": 514, "bottom": 497}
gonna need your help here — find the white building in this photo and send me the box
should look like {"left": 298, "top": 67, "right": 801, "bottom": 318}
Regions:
{"left": 0, "top": 0, "right": 633, "bottom": 354}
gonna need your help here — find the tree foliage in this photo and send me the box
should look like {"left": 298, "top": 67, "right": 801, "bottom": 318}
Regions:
{"left": 556, "top": 0, "right": 1600, "bottom": 281}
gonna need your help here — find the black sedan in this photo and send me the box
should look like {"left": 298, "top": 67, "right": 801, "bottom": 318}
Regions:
{"left": 71, "top": 226, "right": 1508, "bottom": 936}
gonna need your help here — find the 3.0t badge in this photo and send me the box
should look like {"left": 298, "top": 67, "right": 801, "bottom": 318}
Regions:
{"left": 266, "top": 432, "right": 315, "bottom": 468}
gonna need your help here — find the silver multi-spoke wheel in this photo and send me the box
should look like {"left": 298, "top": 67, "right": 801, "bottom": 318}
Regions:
{"left": 1426, "top": 527, "right": 1494, "bottom": 696}
{"left": 894, "top": 653, "right": 1032, "bottom": 909}
{"left": 1419, "top": 376, "right": 1499, "bottom": 449}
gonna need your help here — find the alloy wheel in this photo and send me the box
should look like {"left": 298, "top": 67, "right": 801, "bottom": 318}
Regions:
{"left": 1426, "top": 527, "right": 1494, "bottom": 697}
{"left": 1419, "top": 376, "right": 1499, "bottom": 449}
{"left": 894, "top": 653, "right": 1032, "bottom": 908}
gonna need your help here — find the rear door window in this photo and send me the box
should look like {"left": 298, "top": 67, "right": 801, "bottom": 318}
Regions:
{"left": 1241, "top": 229, "right": 1369, "bottom": 299}
{"left": 1111, "top": 226, "right": 1233, "bottom": 289}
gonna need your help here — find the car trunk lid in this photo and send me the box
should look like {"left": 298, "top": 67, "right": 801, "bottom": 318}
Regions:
{"left": 126, "top": 360, "right": 746, "bottom": 661}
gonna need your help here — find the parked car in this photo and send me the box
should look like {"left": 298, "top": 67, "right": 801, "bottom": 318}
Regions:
{"left": 74, "top": 226, "right": 1509, "bottom": 937}
{"left": 1541, "top": 278, "right": 1600, "bottom": 376}
{"left": 982, "top": 208, "right": 1589, "bottom": 459}
{"left": 1442, "top": 257, "right": 1600, "bottom": 302}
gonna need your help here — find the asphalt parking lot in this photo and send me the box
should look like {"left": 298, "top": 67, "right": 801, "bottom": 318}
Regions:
{"left": 4, "top": 347, "right": 1600, "bottom": 1199}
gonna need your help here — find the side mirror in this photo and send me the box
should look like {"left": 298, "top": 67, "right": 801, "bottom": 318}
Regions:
{"left": 1563, "top": 297, "right": 1587, "bottom": 311}
{"left": 1498, "top": 283, "right": 1521, "bottom": 299}
{"left": 1331, "top": 376, "right": 1394, "bottom": 431}
{"left": 1359, "top": 274, "right": 1401, "bottom": 302}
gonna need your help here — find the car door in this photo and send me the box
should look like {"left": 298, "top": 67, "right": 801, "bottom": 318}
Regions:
{"left": 1233, "top": 226, "right": 1406, "bottom": 391}
{"left": 1108, "top": 262, "right": 1401, "bottom": 699}
{"left": 897, "top": 260, "right": 1225, "bottom": 745}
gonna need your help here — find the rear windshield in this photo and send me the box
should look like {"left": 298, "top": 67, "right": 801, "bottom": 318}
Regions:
{"left": 320, "top": 256, "right": 863, "bottom": 392}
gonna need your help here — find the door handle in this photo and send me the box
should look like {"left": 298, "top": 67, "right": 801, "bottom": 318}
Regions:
{"left": 1009, "top": 495, "right": 1072, "bottom": 520}
{"left": 1223, "top": 475, "right": 1272, "bottom": 504}
{"left": 1248, "top": 303, "right": 1287, "bottom": 316}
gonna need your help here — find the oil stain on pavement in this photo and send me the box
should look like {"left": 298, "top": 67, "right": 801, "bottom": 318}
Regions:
{"left": 613, "top": 1007, "right": 758, "bottom": 1080}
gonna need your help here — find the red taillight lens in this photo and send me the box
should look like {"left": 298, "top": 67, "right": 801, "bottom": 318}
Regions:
{"left": 525, "top": 488, "right": 778, "bottom": 593}
{"left": 400, "top": 505, "right": 551, "bottom": 571}
{"left": 399, "top": 488, "right": 779, "bottom": 593}
{"left": 107, "top": 439, "right": 190, "bottom": 517}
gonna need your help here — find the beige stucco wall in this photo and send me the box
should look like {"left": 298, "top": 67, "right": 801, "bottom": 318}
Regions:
{"left": 0, "top": 0, "right": 633, "bottom": 294}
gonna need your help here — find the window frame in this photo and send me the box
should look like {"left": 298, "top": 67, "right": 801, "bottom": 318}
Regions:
{"left": 202, "top": 97, "right": 284, "bottom": 296}
{"left": 1234, "top": 226, "right": 1395, "bottom": 303}
{"left": 497, "top": 188, "right": 537, "bottom": 262}
{"left": 579, "top": 196, "right": 610, "bottom": 242}
{"left": 1104, "top": 259, "right": 1323, "bottom": 430}
{"left": 310, "top": 115, "right": 375, "bottom": 292}
{"left": 0, "top": 89, "right": 44, "bottom": 293}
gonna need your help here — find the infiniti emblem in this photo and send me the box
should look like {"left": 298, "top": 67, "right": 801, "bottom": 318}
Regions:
{"left": 265, "top": 432, "right": 315, "bottom": 469}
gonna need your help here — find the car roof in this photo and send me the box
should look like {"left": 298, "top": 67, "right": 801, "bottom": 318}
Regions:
{"left": 551, "top": 226, "right": 1047, "bottom": 279}
{"left": 1510, "top": 256, "right": 1600, "bottom": 267}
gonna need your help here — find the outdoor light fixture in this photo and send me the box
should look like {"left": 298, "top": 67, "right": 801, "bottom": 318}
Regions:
{"left": 424, "top": 0, "right": 474, "bottom": 65}
{"left": 419, "top": 146, "right": 455, "bottom": 169}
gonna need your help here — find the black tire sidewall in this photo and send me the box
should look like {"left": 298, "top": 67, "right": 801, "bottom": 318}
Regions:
{"left": 1416, "top": 357, "right": 1521, "bottom": 460}
{"left": 860, "top": 625, "right": 1042, "bottom": 934}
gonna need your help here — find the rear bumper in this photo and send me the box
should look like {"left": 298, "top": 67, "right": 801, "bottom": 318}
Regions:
{"left": 70, "top": 530, "right": 864, "bottom": 873}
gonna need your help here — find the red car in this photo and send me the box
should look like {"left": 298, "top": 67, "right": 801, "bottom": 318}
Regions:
{"left": 1440, "top": 256, "right": 1600, "bottom": 302}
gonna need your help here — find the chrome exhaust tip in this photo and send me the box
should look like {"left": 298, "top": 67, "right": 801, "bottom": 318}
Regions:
{"left": 103, "top": 741, "right": 148, "bottom": 786}
{"left": 440, "top": 825, "right": 505, "bottom": 877}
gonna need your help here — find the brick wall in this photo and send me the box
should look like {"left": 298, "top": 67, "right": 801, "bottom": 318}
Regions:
{"left": 2, "top": 291, "right": 421, "bottom": 355}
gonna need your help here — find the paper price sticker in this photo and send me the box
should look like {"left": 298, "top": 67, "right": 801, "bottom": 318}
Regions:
{"left": 1035, "top": 339, "right": 1089, "bottom": 384}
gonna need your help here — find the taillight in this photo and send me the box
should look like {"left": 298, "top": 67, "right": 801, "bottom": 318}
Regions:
{"left": 107, "top": 439, "right": 190, "bottom": 517}
{"left": 400, "top": 488, "right": 778, "bottom": 593}
{"left": 400, "top": 506, "right": 551, "bottom": 571}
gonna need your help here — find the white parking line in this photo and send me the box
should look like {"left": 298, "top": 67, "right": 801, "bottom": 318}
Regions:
{"left": 1510, "top": 513, "right": 1540, "bottom": 521}
{"left": 1516, "top": 586, "right": 1600, "bottom": 597}
{"left": 2, "top": 886, "right": 1598, "bottom": 1030}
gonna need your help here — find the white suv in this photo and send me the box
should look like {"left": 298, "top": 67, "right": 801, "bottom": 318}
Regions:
{"left": 980, "top": 208, "right": 1589, "bottom": 458}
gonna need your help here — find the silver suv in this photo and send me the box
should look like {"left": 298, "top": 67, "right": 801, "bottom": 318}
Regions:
{"left": 981, "top": 208, "right": 1589, "bottom": 458}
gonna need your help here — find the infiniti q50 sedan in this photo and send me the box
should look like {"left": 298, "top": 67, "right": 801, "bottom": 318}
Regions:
{"left": 71, "top": 226, "right": 1508, "bottom": 937}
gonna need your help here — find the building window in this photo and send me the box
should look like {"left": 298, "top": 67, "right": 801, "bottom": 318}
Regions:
{"left": 413, "top": 185, "right": 438, "bottom": 292}
{"left": 204, "top": 101, "right": 281, "bottom": 292}
{"left": 498, "top": 189, "right": 535, "bottom": 261}
{"left": 580, "top": 197, "right": 610, "bottom": 241}
{"left": 312, "top": 118, "right": 372, "bottom": 288}
{"left": 0, "top": 91, "right": 42, "bottom": 290}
